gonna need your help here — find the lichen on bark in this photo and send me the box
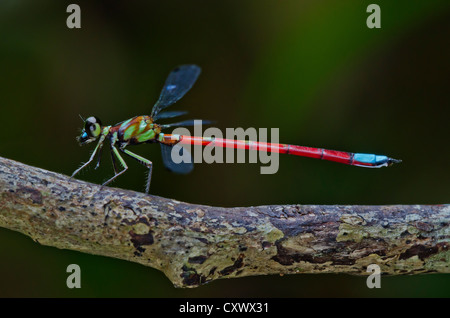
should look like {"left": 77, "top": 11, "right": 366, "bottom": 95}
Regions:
{"left": 0, "top": 156, "right": 449, "bottom": 287}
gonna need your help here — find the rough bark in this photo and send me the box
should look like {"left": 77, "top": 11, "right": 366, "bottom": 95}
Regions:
{"left": 0, "top": 156, "right": 449, "bottom": 288}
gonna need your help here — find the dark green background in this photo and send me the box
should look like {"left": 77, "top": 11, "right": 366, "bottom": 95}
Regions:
{"left": 0, "top": 0, "right": 449, "bottom": 297}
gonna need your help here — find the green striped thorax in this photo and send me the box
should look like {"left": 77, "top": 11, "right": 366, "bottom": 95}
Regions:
{"left": 117, "top": 115, "right": 161, "bottom": 145}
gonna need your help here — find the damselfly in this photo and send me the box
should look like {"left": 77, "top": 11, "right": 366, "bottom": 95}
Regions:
{"left": 72, "top": 64, "right": 401, "bottom": 193}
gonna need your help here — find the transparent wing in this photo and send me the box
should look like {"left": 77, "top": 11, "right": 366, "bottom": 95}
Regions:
{"left": 160, "top": 119, "right": 214, "bottom": 129}
{"left": 153, "top": 110, "right": 188, "bottom": 121}
{"left": 160, "top": 143, "right": 194, "bottom": 174}
{"left": 151, "top": 65, "right": 201, "bottom": 118}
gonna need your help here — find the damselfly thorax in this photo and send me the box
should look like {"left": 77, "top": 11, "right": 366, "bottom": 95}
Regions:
{"left": 71, "top": 64, "right": 401, "bottom": 194}
{"left": 109, "top": 115, "right": 162, "bottom": 146}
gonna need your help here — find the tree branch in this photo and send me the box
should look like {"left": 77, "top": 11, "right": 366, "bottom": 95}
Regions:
{"left": 0, "top": 156, "right": 449, "bottom": 287}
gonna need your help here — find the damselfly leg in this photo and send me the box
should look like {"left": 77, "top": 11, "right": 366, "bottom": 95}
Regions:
{"left": 120, "top": 148, "right": 153, "bottom": 193}
{"left": 110, "top": 144, "right": 119, "bottom": 174}
{"left": 71, "top": 135, "right": 106, "bottom": 179}
{"left": 94, "top": 144, "right": 103, "bottom": 170}
{"left": 102, "top": 145, "right": 128, "bottom": 188}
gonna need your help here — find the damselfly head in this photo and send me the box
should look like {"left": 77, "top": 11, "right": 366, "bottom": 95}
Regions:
{"left": 77, "top": 116, "right": 102, "bottom": 145}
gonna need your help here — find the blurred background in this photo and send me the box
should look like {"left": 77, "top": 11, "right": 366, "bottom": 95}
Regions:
{"left": 0, "top": 0, "right": 449, "bottom": 297}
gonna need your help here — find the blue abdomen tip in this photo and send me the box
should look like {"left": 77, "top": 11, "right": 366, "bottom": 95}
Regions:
{"left": 354, "top": 153, "right": 388, "bottom": 165}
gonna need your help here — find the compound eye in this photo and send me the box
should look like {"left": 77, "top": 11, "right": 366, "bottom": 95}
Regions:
{"left": 90, "top": 123, "right": 101, "bottom": 137}
{"left": 85, "top": 116, "right": 102, "bottom": 137}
